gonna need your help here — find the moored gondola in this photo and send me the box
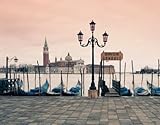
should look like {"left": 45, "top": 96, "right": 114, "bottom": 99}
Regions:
{"left": 147, "top": 81, "right": 160, "bottom": 96}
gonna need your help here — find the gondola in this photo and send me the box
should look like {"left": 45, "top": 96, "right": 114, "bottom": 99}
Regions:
{"left": 28, "top": 79, "right": 49, "bottom": 95}
{"left": 134, "top": 87, "right": 150, "bottom": 96}
{"left": 147, "top": 81, "right": 160, "bottom": 96}
{"left": 51, "top": 84, "right": 64, "bottom": 94}
{"left": 134, "top": 72, "right": 150, "bottom": 96}
{"left": 68, "top": 80, "right": 81, "bottom": 96}
{"left": 47, "top": 80, "right": 81, "bottom": 96}
{"left": 120, "top": 87, "right": 132, "bottom": 96}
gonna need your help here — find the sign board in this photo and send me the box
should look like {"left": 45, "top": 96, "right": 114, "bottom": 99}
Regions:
{"left": 101, "top": 51, "right": 123, "bottom": 61}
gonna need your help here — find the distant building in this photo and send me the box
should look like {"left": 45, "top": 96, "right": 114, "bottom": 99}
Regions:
{"left": 140, "top": 66, "right": 159, "bottom": 74}
{"left": 49, "top": 53, "right": 85, "bottom": 73}
{"left": 43, "top": 37, "right": 49, "bottom": 67}
{"left": 73, "top": 59, "right": 86, "bottom": 73}
{"left": 86, "top": 64, "right": 115, "bottom": 74}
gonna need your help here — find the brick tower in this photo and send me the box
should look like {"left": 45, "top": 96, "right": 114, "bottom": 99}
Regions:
{"left": 43, "top": 37, "right": 49, "bottom": 66}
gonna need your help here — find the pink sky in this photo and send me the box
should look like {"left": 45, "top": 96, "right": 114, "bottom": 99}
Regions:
{"left": 0, "top": 0, "right": 160, "bottom": 71}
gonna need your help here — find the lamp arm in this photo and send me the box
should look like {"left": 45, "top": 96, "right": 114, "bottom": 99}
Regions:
{"left": 80, "top": 38, "right": 92, "bottom": 47}
{"left": 8, "top": 56, "right": 17, "bottom": 62}
{"left": 95, "top": 38, "right": 106, "bottom": 48}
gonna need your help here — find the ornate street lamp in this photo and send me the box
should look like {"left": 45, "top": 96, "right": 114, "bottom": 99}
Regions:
{"left": 6, "top": 56, "right": 18, "bottom": 79}
{"left": 77, "top": 20, "right": 108, "bottom": 96}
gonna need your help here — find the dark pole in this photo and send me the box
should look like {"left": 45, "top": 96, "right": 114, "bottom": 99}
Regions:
{"left": 151, "top": 72, "right": 153, "bottom": 95}
{"left": 119, "top": 60, "right": 121, "bottom": 82}
{"left": 66, "top": 61, "right": 69, "bottom": 91}
{"left": 15, "top": 65, "right": 17, "bottom": 79}
{"left": 77, "top": 21, "right": 108, "bottom": 94}
{"left": 49, "top": 65, "right": 51, "bottom": 91}
{"left": 98, "top": 65, "right": 101, "bottom": 96}
{"left": 6, "top": 57, "right": 8, "bottom": 79}
{"left": 37, "top": 61, "right": 41, "bottom": 95}
{"left": 102, "top": 59, "right": 104, "bottom": 80}
{"left": 124, "top": 62, "right": 126, "bottom": 87}
{"left": 34, "top": 67, "right": 36, "bottom": 88}
{"left": 131, "top": 60, "right": 135, "bottom": 96}
{"left": 109, "top": 66, "right": 111, "bottom": 88}
{"left": 80, "top": 68, "right": 83, "bottom": 96}
{"left": 23, "top": 67, "right": 25, "bottom": 90}
{"left": 100, "top": 60, "right": 102, "bottom": 79}
{"left": 9, "top": 65, "right": 11, "bottom": 80}
{"left": 60, "top": 70, "right": 63, "bottom": 96}
{"left": 83, "top": 68, "right": 85, "bottom": 95}
{"left": 13, "top": 68, "right": 15, "bottom": 80}
{"left": 158, "top": 59, "right": 159, "bottom": 87}
{"left": 26, "top": 66, "right": 29, "bottom": 92}
{"left": 90, "top": 32, "right": 96, "bottom": 90}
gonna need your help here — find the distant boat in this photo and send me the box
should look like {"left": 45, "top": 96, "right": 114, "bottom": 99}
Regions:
{"left": 147, "top": 81, "right": 160, "bottom": 96}
{"left": 29, "top": 79, "right": 49, "bottom": 95}
{"left": 134, "top": 87, "right": 150, "bottom": 96}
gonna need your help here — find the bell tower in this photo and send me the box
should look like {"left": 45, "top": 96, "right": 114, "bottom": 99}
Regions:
{"left": 43, "top": 37, "right": 49, "bottom": 66}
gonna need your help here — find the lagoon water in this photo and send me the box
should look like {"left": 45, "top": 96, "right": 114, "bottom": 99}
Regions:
{"left": 0, "top": 73, "right": 159, "bottom": 96}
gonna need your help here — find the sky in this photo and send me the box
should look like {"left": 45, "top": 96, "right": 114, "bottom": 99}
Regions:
{"left": 0, "top": 0, "right": 160, "bottom": 71}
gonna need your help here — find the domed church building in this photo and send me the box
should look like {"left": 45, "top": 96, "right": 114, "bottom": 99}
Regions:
{"left": 49, "top": 53, "right": 85, "bottom": 73}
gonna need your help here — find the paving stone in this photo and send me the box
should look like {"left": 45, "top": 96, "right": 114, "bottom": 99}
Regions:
{"left": 119, "top": 119, "right": 133, "bottom": 125}
{"left": 86, "top": 120, "right": 100, "bottom": 125}
{"left": 108, "top": 120, "right": 120, "bottom": 125}
{"left": 0, "top": 96, "right": 160, "bottom": 124}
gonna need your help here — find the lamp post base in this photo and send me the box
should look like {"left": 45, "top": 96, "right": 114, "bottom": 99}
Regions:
{"left": 88, "top": 89, "right": 98, "bottom": 98}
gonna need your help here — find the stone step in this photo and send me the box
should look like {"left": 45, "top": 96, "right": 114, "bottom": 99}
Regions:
{"left": 105, "top": 88, "right": 120, "bottom": 97}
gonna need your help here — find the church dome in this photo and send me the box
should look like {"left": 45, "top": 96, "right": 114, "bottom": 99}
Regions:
{"left": 79, "top": 58, "right": 84, "bottom": 64}
{"left": 65, "top": 53, "right": 72, "bottom": 61}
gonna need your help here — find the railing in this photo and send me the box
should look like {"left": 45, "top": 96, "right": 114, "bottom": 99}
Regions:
{"left": 112, "top": 80, "right": 121, "bottom": 95}
{"left": 0, "top": 78, "right": 18, "bottom": 95}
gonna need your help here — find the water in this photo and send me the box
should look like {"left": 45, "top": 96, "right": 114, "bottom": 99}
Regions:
{"left": 0, "top": 73, "right": 159, "bottom": 96}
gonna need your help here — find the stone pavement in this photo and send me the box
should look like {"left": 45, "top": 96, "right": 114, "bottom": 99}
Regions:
{"left": 0, "top": 96, "right": 160, "bottom": 125}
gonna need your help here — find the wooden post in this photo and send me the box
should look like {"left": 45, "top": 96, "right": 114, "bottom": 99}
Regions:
{"left": 100, "top": 60, "right": 102, "bottom": 80}
{"left": 22, "top": 67, "right": 25, "bottom": 90}
{"left": 131, "top": 60, "right": 135, "bottom": 96}
{"left": 151, "top": 72, "right": 153, "bottom": 95}
{"left": 66, "top": 61, "right": 69, "bottom": 92}
{"left": 26, "top": 66, "right": 29, "bottom": 92}
{"left": 37, "top": 61, "right": 41, "bottom": 95}
{"left": 119, "top": 60, "right": 121, "bottom": 82}
{"left": 6, "top": 57, "right": 9, "bottom": 79}
{"left": 80, "top": 68, "right": 82, "bottom": 96}
{"left": 34, "top": 67, "right": 37, "bottom": 89}
{"left": 83, "top": 68, "right": 85, "bottom": 96}
{"left": 49, "top": 65, "right": 51, "bottom": 92}
{"left": 60, "top": 70, "right": 63, "bottom": 96}
{"left": 13, "top": 65, "right": 16, "bottom": 80}
{"left": 124, "top": 62, "right": 126, "bottom": 87}
{"left": 103, "top": 59, "right": 104, "bottom": 81}
{"left": 9, "top": 65, "right": 11, "bottom": 80}
{"left": 119, "top": 81, "right": 121, "bottom": 95}
{"left": 158, "top": 59, "right": 159, "bottom": 87}
{"left": 98, "top": 64, "right": 101, "bottom": 97}
{"left": 141, "top": 73, "right": 143, "bottom": 88}
{"left": 109, "top": 66, "right": 111, "bottom": 88}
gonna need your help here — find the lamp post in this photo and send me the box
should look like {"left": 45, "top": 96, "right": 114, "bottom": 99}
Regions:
{"left": 77, "top": 20, "right": 108, "bottom": 97}
{"left": 6, "top": 56, "right": 18, "bottom": 80}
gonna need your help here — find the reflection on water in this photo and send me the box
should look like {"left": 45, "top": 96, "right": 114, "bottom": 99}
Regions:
{"left": 0, "top": 73, "right": 159, "bottom": 96}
